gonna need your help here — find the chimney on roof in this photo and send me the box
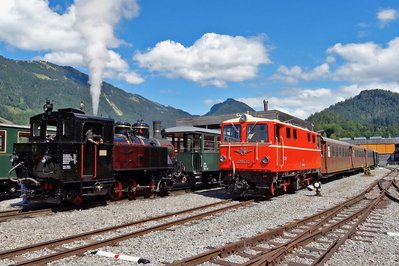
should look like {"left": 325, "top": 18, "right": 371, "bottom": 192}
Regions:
{"left": 263, "top": 100, "right": 268, "bottom": 111}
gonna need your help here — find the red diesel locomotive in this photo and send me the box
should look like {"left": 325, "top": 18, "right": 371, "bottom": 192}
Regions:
{"left": 220, "top": 113, "right": 377, "bottom": 197}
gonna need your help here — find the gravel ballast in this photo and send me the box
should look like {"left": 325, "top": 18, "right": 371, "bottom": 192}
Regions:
{"left": 0, "top": 167, "right": 398, "bottom": 265}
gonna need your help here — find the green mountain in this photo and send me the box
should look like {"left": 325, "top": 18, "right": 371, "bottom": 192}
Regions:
{"left": 307, "top": 89, "right": 399, "bottom": 138}
{"left": 5, "top": 56, "right": 395, "bottom": 139}
{"left": 204, "top": 98, "right": 255, "bottom": 116}
{"left": 0, "top": 55, "right": 192, "bottom": 128}
{"left": 0, "top": 55, "right": 256, "bottom": 128}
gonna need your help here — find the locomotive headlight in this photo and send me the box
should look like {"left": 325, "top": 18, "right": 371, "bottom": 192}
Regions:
{"left": 261, "top": 156, "right": 269, "bottom": 164}
{"left": 41, "top": 155, "right": 52, "bottom": 164}
{"left": 219, "top": 155, "right": 226, "bottom": 162}
{"left": 314, "top": 181, "right": 321, "bottom": 189}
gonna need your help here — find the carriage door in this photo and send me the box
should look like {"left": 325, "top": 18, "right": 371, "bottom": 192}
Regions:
{"left": 349, "top": 146, "right": 354, "bottom": 169}
{"left": 320, "top": 139, "right": 327, "bottom": 173}
{"left": 275, "top": 125, "right": 284, "bottom": 167}
{"left": 82, "top": 123, "right": 101, "bottom": 179}
{"left": 191, "top": 134, "right": 202, "bottom": 174}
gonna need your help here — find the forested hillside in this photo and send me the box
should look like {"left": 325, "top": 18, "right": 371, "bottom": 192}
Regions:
{"left": 2, "top": 55, "right": 398, "bottom": 138}
{"left": 307, "top": 89, "right": 399, "bottom": 138}
{"left": 0, "top": 56, "right": 191, "bottom": 127}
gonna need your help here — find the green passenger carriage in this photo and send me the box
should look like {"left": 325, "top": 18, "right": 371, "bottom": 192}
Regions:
{"left": 164, "top": 126, "right": 221, "bottom": 188}
{"left": 0, "top": 123, "right": 30, "bottom": 198}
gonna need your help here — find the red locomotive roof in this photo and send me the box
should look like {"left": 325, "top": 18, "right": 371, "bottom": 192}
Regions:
{"left": 222, "top": 113, "right": 318, "bottom": 135}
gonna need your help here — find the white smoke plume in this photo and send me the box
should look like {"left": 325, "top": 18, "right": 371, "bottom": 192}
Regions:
{"left": 0, "top": 0, "right": 141, "bottom": 115}
{"left": 73, "top": 0, "right": 139, "bottom": 115}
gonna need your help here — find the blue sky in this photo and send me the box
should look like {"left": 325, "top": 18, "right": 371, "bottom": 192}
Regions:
{"left": 1, "top": 0, "right": 399, "bottom": 118}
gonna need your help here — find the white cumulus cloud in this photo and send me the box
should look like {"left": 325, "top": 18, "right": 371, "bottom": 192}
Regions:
{"left": 328, "top": 38, "right": 399, "bottom": 83}
{"left": 134, "top": 33, "right": 271, "bottom": 87}
{"left": 271, "top": 63, "right": 330, "bottom": 84}
{"left": 0, "top": 0, "right": 143, "bottom": 114}
{"left": 237, "top": 88, "right": 336, "bottom": 119}
{"left": 377, "top": 8, "right": 398, "bottom": 27}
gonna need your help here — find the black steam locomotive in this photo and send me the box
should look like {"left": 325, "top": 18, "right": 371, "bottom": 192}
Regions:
{"left": 9, "top": 101, "right": 177, "bottom": 205}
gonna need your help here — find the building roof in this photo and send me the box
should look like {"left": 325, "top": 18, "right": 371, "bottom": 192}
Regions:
{"left": 165, "top": 126, "right": 220, "bottom": 135}
{"left": 176, "top": 110, "right": 313, "bottom": 130}
{"left": 340, "top": 137, "right": 399, "bottom": 145}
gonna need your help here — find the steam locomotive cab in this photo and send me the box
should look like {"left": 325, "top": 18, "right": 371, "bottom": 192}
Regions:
{"left": 10, "top": 103, "right": 114, "bottom": 204}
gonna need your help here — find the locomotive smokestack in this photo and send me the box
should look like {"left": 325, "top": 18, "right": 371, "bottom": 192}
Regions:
{"left": 263, "top": 100, "right": 268, "bottom": 111}
{"left": 153, "top": 121, "right": 162, "bottom": 139}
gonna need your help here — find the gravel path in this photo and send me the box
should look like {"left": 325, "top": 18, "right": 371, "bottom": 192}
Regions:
{"left": 0, "top": 167, "right": 398, "bottom": 266}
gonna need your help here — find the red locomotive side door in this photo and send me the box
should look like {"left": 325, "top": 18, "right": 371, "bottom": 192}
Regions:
{"left": 274, "top": 124, "right": 284, "bottom": 168}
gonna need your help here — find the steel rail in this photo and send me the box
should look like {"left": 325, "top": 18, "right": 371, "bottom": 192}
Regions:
{"left": 168, "top": 170, "right": 397, "bottom": 266}
{"left": 3, "top": 200, "right": 254, "bottom": 265}
{"left": 245, "top": 180, "right": 392, "bottom": 266}
{"left": 13, "top": 200, "right": 254, "bottom": 266}
{"left": 0, "top": 199, "right": 233, "bottom": 260}
{"left": 167, "top": 177, "right": 385, "bottom": 266}
{"left": 0, "top": 208, "right": 54, "bottom": 222}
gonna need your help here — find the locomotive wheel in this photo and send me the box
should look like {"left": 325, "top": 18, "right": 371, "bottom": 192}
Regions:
{"left": 72, "top": 195, "right": 83, "bottom": 206}
{"left": 127, "top": 179, "right": 138, "bottom": 200}
{"left": 288, "top": 176, "right": 300, "bottom": 193}
{"left": 158, "top": 180, "right": 169, "bottom": 197}
{"left": 281, "top": 180, "right": 289, "bottom": 193}
{"left": 269, "top": 182, "right": 275, "bottom": 196}
{"left": 144, "top": 180, "right": 155, "bottom": 198}
{"left": 108, "top": 181, "right": 123, "bottom": 201}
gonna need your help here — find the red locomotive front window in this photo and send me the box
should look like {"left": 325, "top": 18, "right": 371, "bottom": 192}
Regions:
{"left": 246, "top": 124, "right": 268, "bottom": 143}
{"left": 222, "top": 124, "right": 241, "bottom": 142}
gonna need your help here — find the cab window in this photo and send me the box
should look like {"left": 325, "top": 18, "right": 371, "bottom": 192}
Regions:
{"left": 222, "top": 124, "right": 241, "bottom": 142}
{"left": 246, "top": 124, "right": 268, "bottom": 143}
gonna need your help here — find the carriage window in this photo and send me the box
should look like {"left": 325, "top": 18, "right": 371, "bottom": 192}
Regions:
{"left": 312, "top": 135, "right": 315, "bottom": 143}
{"left": 192, "top": 135, "right": 200, "bottom": 152}
{"left": 223, "top": 124, "right": 241, "bottom": 142}
{"left": 246, "top": 124, "right": 268, "bottom": 143}
{"left": 0, "top": 130, "right": 5, "bottom": 152}
{"left": 204, "top": 135, "right": 216, "bottom": 151}
{"left": 18, "top": 132, "right": 30, "bottom": 143}
{"left": 307, "top": 133, "right": 310, "bottom": 142}
{"left": 286, "top": 128, "right": 291, "bottom": 139}
{"left": 293, "top": 129, "right": 297, "bottom": 139}
{"left": 169, "top": 136, "right": 184, "bottom": 153}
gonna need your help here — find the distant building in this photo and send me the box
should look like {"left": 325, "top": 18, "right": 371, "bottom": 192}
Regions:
{"left": 340, "top": 136, "right": 399, "bottom": 154}
{"left": 176, "top": 109, "right": 313, "bottom": 131}
{"left": 340, "top": 136, "right": 399, "bottom": 164}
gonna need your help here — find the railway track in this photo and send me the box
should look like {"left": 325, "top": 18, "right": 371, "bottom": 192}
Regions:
{"left": 0, "top": 198, "right": 254, "bottom": 265}
{"left": 0, "top": 208, "right": 54, "bottom": 222}
{"left": 168, "top": 171, "right": 399, "bottom": 266}
{"left": 0, "top": 187, "right": 194, "bottom": 222}
{"left": 0, "top": 199, "right": 110, "bottom": 222}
